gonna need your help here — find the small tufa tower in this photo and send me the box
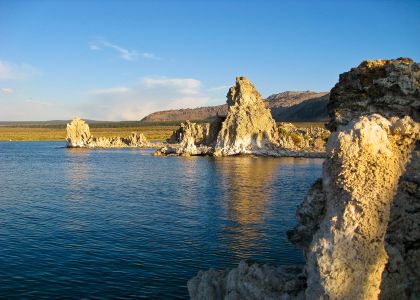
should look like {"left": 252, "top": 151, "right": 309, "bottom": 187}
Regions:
{"left": 66, "top": 117, "right": 92, "bottom": 147}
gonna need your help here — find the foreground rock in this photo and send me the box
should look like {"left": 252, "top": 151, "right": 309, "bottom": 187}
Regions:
{"left": 304, "top": 115, "right": 418, "bottom": 299}
{"left": 66, "top": 117, "right": 150, "bottom": 148}
{"left": 188, "top": 58, "right": 420, "bottom": 300}
{"left": 155, "top": 77, "right": 328, "bottom": 157}
{"left": 380, "top": 148, "right": 420, "bottom": 299}
{"left": 328, "top": 57, "right": 420, "bottom": 130}
{"left": 189, "top": 114, "right": 419, "bottom": 299}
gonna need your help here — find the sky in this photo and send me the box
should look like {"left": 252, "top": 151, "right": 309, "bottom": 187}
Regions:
{"left": 0, "top": 0, "right": 419, "bottom": 121}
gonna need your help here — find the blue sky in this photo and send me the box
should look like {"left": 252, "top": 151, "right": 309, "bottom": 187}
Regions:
{"left": 0, "top": 0, "right": 419, "bottom": 121}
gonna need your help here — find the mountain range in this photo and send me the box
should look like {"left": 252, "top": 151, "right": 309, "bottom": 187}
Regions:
{"left": 141, "top": 91, "right": 330, "bottom": 122}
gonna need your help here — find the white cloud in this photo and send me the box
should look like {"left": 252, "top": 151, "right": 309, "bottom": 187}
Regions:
{"left": 207, "top": 85, "right": 230, "bottom": 92}
{"left": 79, "top": 77, "right": 222, "bottom": 120}
{"left": 89, "top": 39, "right": 161, "bottom": 61}
{"left": 90, "top": 87, "right": 131, "bottom": 95}
{"left": 142, "top": 77, "right": 201, "bottom": 95}
{"left": 0, "top": 87, "right": 14, "bottom": 94}
{"left": 0, "top": 60, "right": 39, "bottom": 80}
{"left": 0, "top": 77, "right": 225, "bottom": 121}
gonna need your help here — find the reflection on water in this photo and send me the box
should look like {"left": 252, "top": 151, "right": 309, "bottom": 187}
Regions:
{"left": 65, "top": 149, "right": 91, "bottom": 201}
{"left": 0, "top": 143, "right": 323, "bottom": 299}
{"left": 214, "top": 157, "right": 281, "bottom": 259}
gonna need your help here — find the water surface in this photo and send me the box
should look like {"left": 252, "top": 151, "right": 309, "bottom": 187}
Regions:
{"left": 0, "top": 142, "right": 323, "bottom": 299}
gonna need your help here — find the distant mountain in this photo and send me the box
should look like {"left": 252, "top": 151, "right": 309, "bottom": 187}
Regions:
{"left": 141, "top": 91, "right": 330, "bottom": 122}
{"left": 268, "top": 91, "right": 330, "bottom": 122}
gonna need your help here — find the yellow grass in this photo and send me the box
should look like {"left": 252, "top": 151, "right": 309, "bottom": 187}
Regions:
{"left": 0, "top": 126, "right": 178, "bottom": 142}
{"left": 0, "top": 122, "right": 325, "bottom": 142}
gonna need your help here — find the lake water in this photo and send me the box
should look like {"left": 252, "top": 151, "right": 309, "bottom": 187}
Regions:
{"left": 0, "top": 142, "right": 323, "bottom": 299}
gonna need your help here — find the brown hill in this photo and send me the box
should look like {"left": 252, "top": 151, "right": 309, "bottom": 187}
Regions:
{"left": 140, "top": 91, "right": 329, "bottom": 122}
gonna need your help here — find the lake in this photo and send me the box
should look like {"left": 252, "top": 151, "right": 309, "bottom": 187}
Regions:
{"left": 0, "top": 142, "right": 323, "bottom": 299}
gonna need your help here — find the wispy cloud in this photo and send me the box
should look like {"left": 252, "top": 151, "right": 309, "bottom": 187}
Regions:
{"left": 0, "top": 60, "right": 40, "bottom": 80}
{"left": 207, "top": 85, "right": 230, "bottom": 92}
{"left": 0, "top": 87, "right": 14, "bottom": 94}
{"left": 89, "top": 39, "right": 160, "bottom": 61}
{"left": 90, "top": 87, "right": 131, "bottom": 95}
{"left": 80, "top": 77, "right": 221, "bottom": 120}
{"left": 142, "top": 77, "right": 201, "bottom": 95}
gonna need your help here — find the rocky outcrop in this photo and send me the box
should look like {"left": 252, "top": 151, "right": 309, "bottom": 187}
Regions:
{"left": 66, "top": 117, "right": 92, "bottom": 147}
{"left": 155, "top": 77, "right": 328, "bottom": 157}
{"left": 188, "top": 261, "right": 306, "bottom": 300}
{"left": 304, "top": 115, "right": 419, "bottom": 299}
{"left": 328, "top": 58, "right": 420, "bottom": 130}
{"left": 188, "top": 58, "right": 420, "bottom": 300}
{"left": 154, "top": 120, "right": 221, "bottom": 156}
{"left": 278, "top": 123, "right": 330, "bottom": 152}
{"left": 66, "top": 117, "right": 150, "bottom": 148}
{"left": 213, "top": 77, "right": 280, "bottom": 156}
{"left": 380, "top": 147, "right": 420, "bottom": 299}
{"left": 189, "top": 115, "right": 419, "bottom": 300}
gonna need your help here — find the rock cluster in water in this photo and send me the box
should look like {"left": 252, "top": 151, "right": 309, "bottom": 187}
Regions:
{"left": 188, "top": 58, "right": 420, "bottom": 299}
{"left": 66, "top": 117, "right": 150, "bottom": 148}
{"left": 155, "top": 77, "right": 329, "bottom": 157}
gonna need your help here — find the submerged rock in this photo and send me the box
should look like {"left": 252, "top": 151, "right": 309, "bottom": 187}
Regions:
{"left": 66, "top": 117, "right": 150, "bottom": 148}
{"left": 328, "top": 58, "right": 420, "bottom": 130}
{"left": 188, "top": 261, "right": 306, "bottom": 300}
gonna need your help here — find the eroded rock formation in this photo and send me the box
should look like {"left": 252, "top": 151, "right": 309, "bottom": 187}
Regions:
{"left": 304, "top": 115, "right": 419, "bottom": 299}
{"left": 66, "top": 117, "right": 150, "bottom": 148}
{"left": 380, "top": 148, "right": 420, "bottom": 299}
{"left": 188, "top": 58, "right": 420, "bottom": 300}
{"left": 213, "top": 77, "right": 281, "bottom": 156}
{"left": 66, "top": 117, "right": 92, "bottom": 147}
{"left": 328, "top": 58, "right": 420, "bottom": 130}
{"left": 155, "top": 77, "right": 328, "bottom": 157}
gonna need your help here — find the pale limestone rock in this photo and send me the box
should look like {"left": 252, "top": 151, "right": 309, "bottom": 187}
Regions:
{"left": 66, "top": 117, "right": 92, "bottom": 147}
{"left": 188, "top": 261, "right": 305, "bottom": 300}
{"left": 305, "top": 114, "right": 419, "bottom": 300}
{"left": 214, "top": 77, "right": 280, "bottom": 156}
{"left": 66, "top": 117, "right": 150, "bottom": 148}
{"left": 156, "top": 77, "right": 327, "bottom": 157}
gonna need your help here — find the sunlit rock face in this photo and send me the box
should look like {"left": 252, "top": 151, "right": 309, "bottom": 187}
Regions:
{"left": 66, "top": 117, "right": 92, "bottom": 147}
{"left": 214, "top": 77, "right": 280, "bottom": 156}
{"left": 156, "top": 77, "right": 328, "bottom": 157}
{"left": 277, "top": 123, "right": 330, "bottom": 152}
{"left": 380, "top": 148, "right": 420, "bottom": 299}
{"left": 305, "top": 115, "right": 419, "bottom": 299}
{"left": 156, "top": 120, "right": 221, "bottom": 156}
{"left": 328, "top": 58, "right": 420, "bottom": 131}
{"left": 66, "top": 117, "right": 150, "bottom": 148}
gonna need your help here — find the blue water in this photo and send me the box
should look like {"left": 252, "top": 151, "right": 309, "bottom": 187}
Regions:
{"left": 0, "top": 142, "right": 323, "bottom": 299}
